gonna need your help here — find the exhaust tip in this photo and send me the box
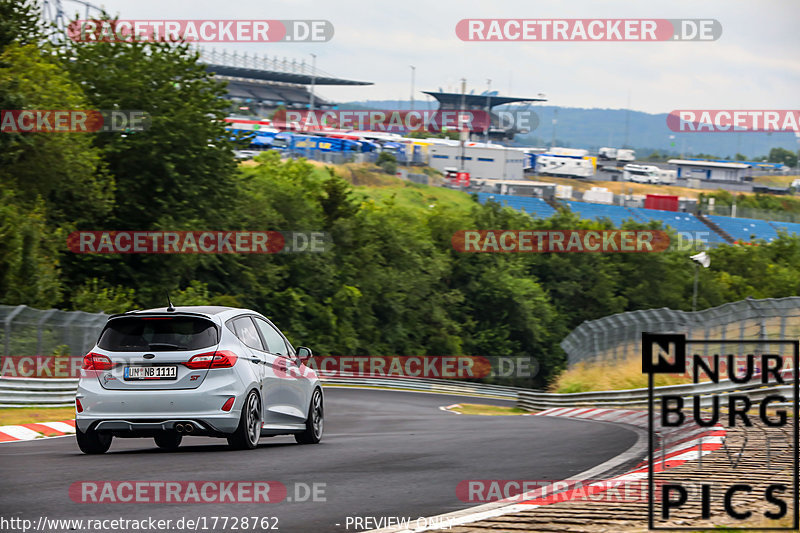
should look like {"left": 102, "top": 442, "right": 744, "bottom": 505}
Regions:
{"left": 184, "top": 423, "right": 195, "bottom": 433}
{"left": 175, "top": 423, "right": 185, "bottom": 432}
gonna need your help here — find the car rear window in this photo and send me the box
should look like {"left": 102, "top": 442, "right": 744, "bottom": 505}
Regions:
{"left": 97, "top": 316, "right": 219, "bottom": 351}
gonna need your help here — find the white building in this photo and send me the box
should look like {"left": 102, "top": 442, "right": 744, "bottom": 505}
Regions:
{"left": 667, "top": 159, "right": 751, "bottom": 181}
{"left": 428, "top": 143, "right": 525, "bottom": 180}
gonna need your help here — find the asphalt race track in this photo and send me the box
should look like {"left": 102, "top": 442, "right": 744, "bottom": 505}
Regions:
{"left": 0, "top": 388, "right": 639, "bottom": 532}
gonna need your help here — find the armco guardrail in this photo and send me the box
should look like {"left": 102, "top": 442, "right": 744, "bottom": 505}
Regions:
{"left": 0, "top": 375, "right": 523, "bottom": 407}
{"left": 2, "top": 374, "right": 793, "bottom": 410}
{"left": 0, "top": 377, "right": 80, "bottom": 407}
{"left": 516, "top": 373, "right": 795, "bottom": 411}
{"left": 319, "top": 375, "right": 521, "bottom": 399}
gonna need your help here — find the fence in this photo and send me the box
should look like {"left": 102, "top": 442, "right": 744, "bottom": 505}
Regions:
{"left": 707, "top": 205, "right": 800, "bottom": 224}
{"left": 561, "top": 297, "right": 800, "bottom": 367}
{"left": 1, "top": 305, "right": 108, "bottom": 360}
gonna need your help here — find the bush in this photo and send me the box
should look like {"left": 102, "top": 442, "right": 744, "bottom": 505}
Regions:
{"left": 377, "top": 151, "right": 397, "bottom": 175}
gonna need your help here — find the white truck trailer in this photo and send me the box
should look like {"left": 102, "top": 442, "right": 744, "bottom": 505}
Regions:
{"left": 536, "top": 155, "right": 594, "bottom": 178}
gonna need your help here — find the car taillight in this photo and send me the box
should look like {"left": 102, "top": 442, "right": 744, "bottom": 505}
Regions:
{"left": 183, "top": 351, "right": 238, "bottom": 370}
{"left": 221, "top": 397, "right": 235, "bottom": 411}
{"left": 76, "top": 398, "right": 83, "bottom": 413}
{"left": 82, "top": 352, "right": 113, "bottom": 371}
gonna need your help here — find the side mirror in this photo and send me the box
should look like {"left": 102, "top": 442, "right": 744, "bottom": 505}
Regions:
{"left": 297, "top": 346, "right": 313, "bottom": 363}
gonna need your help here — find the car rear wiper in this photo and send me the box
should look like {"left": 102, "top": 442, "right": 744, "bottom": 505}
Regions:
{"left": 148, "top": 343, "right": 184, "bottom": 350}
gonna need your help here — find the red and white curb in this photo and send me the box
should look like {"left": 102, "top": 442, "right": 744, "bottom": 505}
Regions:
{"left": 519, "top": 407, "right": 726, "bottom": 504}
{"left": 376, "top": 407, "right": 726, "bottom": 532}
{"left": 0, "top": 419, "right": 75, "bottom": 442}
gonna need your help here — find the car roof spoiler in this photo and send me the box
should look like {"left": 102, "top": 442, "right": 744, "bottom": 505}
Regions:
{"left": 107, "top": 311, "right": 216, "bottom": 320}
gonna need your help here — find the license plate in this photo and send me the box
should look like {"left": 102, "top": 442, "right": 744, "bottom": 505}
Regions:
{"left": 124, "top": 366, "right": 178, "bottom": 380}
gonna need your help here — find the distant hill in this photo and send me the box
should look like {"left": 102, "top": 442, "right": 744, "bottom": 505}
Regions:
{"left": 339, "top": 100, "right": 798, "bottom": 160}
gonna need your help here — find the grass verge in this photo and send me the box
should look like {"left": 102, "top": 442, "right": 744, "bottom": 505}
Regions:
{"left": 0, "top": 407, "right": 75, "bottom": 426}
{"left": 551, "top": 355, "right": 693, "bottom": 393}
{"left": 448, "top": 403, "right": 528, "bottom": 415}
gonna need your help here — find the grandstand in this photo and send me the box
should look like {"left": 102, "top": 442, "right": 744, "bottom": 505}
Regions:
{"left": 771, "top": 220, "right": 800, "bottom": 240}
{"left": 200, "top": 49, "right": 373, "bottom": 117}
{"left": 630, "top": 207, "right": 728, "bottom": 245}
{"left": 480, "top": 194, "right": 800, "bottom": 245}
{"left": 563, "top": 200, "right": 644, "bottom": 227}
{"left": 707, "top": 215, "right": 782, "bottom": 243}
{"left": 477, "top": 193, "right": 556, "bottom": 218}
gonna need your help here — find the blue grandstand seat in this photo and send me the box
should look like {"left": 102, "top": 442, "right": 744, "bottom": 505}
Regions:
{"left": 707, "top": 215, "right": 780, "bottom": 243}
{"left": 477, "top": 194, "right": 794, "bottom": 246}
{"left": 563, "top": 200, "right": 640, "bottom": 227}
{"left": 477, "top": 193, "right": 556, "bottom": 218}
{"left": 769, "top": 220, "right": 800, "bottom": 237}
{"left": 631, "top": 208, "right": 727, "bottom": 245}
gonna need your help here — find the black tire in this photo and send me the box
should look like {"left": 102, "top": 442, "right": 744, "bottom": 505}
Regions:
{"left": 154, "top": 432, "right": 182, "bottom": 450}
{"left": 76, "top": 427, "right": 112, "bottom": 454}
{"left": 227, "top": 390, "right": 261, "bottom": 450}
{"left": 295, "top": 388, "right": 323, "bottom": 444}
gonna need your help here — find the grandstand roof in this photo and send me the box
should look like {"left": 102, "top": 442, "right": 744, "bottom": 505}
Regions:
{"left": 422, "top": 91, "right": 546, "bottom": 107}
{"left": 205, "top": 64, "right": 373, "bottom": 86}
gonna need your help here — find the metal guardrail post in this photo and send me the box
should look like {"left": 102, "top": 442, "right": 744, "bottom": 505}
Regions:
{"left": 36, "top": 309, "right": 57, "bottom": 356}
{"left": 3, "top": 305, "right": 27, "bottom": 359}
{"left": 778, "top": 306, "right": 788, "bottom": 357}
{"left": 60, "top": 313, "right": 81, "bottom": 356}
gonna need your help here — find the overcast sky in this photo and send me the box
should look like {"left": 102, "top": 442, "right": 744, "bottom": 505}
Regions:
{"left": 80, "top": 0, "right": 799, "bottom": 114}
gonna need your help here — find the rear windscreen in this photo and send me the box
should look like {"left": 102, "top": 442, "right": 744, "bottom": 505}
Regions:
{"left": 97, "top": 317, "right": 219, "bottom": 351}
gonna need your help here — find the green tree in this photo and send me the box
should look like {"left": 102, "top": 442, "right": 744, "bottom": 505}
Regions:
{"left": 0, "top": 44, "right": 112, "bottom": 226}
{"left": 0, "top": 0, "right": 42, "bottom": 49}
{"left": 0, "top": 188, "right": 63, "bottom": 307}
{"left": 71, "top": 278, "right": 136, "bottom": 313}
{"left": 376, "top": 151, "right": 397, "bottom": 174}
{"left": 59, "top": 29, "right": 238, "bottom": 231}
{"left": 767, "top": 147, "right": 798, "bottom": 168}
{"left": 55, "top": 24, "right": 243, "bottom": 306}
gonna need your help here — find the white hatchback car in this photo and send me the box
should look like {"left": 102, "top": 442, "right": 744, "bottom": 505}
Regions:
{"left": 75, "top": 306, "right": 323, "bottom": 453}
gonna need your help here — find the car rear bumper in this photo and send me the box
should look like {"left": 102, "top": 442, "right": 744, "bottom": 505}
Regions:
{"left": 82, "top": 417, "right": 237, "bottom": 436}
{"left": 76, "top": 373, "right": 250, "bottom": 435}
